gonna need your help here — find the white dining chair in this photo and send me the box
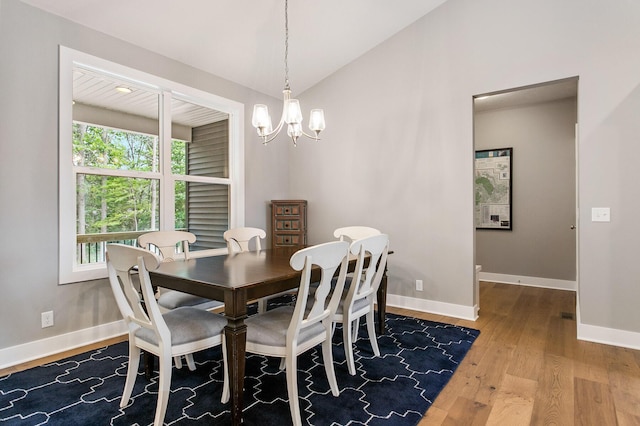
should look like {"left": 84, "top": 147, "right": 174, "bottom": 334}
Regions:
{"left": 333, "top": 226, "right": 381, "bottom": 242}
{"left": 223, "top": 227, "right": 266, "bottom": 253}
{"left": 244, "top": 241, "right": 350, "bottom": 426}
{"left": 334, "top": 234, "right": 389, "bottom": 375}
{"left": 332, "top": 225, "right": 382, "bottom": 293}
{"left": 106, "top": 244, "right": 229, "bottom": 426}
{"left": 138, "top": 230, "right": 222, "bottom": 313}
{"left": 138, "top": 230, "right": 223, "bottom": 370}
{"left": 223, "top": 227, "right": 285, "bottom": 313}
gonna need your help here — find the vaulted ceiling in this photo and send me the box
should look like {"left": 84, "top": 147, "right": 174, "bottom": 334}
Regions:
{"left": 22, "top": 0, "right": 447, "bottom": 98}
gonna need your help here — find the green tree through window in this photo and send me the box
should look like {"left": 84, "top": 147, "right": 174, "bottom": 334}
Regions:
{"left": 59, "top": 47, "right": 243, "bottom": 284}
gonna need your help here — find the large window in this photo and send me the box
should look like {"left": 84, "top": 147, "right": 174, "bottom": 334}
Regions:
{"left": 59, "top": 47, "right": 245, "bottom": 284}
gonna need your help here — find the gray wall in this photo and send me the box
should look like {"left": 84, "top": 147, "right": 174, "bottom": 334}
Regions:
{"left": 294, "top": 0, "right": 640, "bottom": 334}
{"left": 475, "top": 97, "right": 577, "bottom": 281}
{"left": 0, "top": 0, "right": 290, "bottom": 349}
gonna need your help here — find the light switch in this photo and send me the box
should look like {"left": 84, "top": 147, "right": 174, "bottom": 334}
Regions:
{"left": 591, "top": 207, "right": 611, "bottom": 222}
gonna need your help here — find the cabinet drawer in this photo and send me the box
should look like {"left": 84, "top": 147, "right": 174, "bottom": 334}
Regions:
{"left": 275, "top": 219, "right": 300, "bottom": 231}
{"left": 274, "top": 234, "right": 302, "bottom": 246}
{"left": 274, "top": 204, "right": 300, "bottom": 216}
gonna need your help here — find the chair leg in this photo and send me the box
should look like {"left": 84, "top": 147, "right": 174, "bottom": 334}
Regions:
{"left": 366, "top": 309, "right": 380, "bottom": 356}
{"left": 221, "top": 334, "right": 230, "bottom": 404}
{"left": 257, "top": 298, "right": 267, "bottom": 314}
{"left": 285, "top": 353, "right": 302, "bottom": 426}
{"left": 343, "top": 318, "right": 356, "bottom": 376}
{"left": 322, "top": 332, "right": 340, "bottom": 396}
{"left": 121, "top": 340, "right": 141, "bottom": 407}
{"left": 174, "top": 355, "right": 183, "bottom": 369}
{"left": 352, "top": 318, "right": 360, "bottom": 342}
{"left": 185, "top": 353, "right": 196, "bottom": 371}
{"left": 154, "top": 351, "right": 173, "bottom": 426}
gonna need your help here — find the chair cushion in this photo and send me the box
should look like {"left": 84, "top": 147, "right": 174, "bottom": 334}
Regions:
{"left": 135, "top": 307, "right": 227, "bottom": 346}
{"left": 245, "top": 306, "right": 325, "bottom": 348}
{"left": 336, "top": 295, "right": 370, "bottom": 316}
{"left": 158, "top": 290, "right": 220, "bottom": 310}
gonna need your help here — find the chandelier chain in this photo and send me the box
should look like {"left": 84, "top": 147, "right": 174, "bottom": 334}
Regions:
{"left": 284, "top": 0, "right": 290, "bottom": 90}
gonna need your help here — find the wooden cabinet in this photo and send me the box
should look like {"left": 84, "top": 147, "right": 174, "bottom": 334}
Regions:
{"left": 271, "top": 200, "right": 307, "bottom": 248}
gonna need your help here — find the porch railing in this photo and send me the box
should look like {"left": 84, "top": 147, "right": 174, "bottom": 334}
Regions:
{"left": 77, "top": 229, "right": 220, "bottom": 264}
{"left": 77, "top": 231, "right": 149, "bottom": 264}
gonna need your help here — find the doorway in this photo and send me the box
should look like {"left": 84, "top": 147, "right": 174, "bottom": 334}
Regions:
{"left": 473, "top": 77, "right": 579, "bottom": 299}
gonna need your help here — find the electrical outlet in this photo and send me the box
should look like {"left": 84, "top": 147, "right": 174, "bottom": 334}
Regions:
{"left": 41, "top": 311, "right": 54, "bottom": 328}
{"left": 416, "top": 279, "right": 423, "bottom": 291}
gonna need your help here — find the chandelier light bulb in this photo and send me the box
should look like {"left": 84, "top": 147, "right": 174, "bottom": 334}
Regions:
{"left": 309, "top": 109, "right": 325, "bottom": 133}
{"left": 252, "top": 104, "right": 270, "bottom": 128}
{"left": 252, "top": 104, "right": 273, "bottom": 137}
{"left": 288, "top": 123, "right": 302, "bottom": 136}
{"left": 284, "top": 99, "right": 303, "bottom": 124}
{"left": 287, "top": 123, "right": 302, "bottom": 145}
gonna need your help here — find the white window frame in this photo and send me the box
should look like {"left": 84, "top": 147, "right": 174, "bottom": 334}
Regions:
{"left": 59, "top": 46, "right": 245, "bottom": 284}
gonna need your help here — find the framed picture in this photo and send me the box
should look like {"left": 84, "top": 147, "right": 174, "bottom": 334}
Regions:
{"left": 475, "top": 147, "right": 512, "bottom": 230}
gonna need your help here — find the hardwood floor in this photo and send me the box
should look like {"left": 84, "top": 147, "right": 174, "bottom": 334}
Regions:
{"left": 389, "top": 281, "right": 640, "bottom": 426}
{"left": 2, "top": 282, "right": 639, "bottom": 425}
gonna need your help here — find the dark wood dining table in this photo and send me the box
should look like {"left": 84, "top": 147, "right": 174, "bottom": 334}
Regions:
{"left": 148, "top": 246, "right": 389, "bottom": 426}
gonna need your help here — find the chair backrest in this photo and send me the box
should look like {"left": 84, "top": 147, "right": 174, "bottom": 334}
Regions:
{"left": 138, "top": 230, "right": 196, "bottom": 262}
{"left": 288, "top": 241, "right": 350, "bottom": 344}
{"left": 223, "top": 227, "right": 266, "bottom": 253}
{"left": 106, "top": 244, "right": 168, "bottom": 339}
{"left": 345, "top": 234, "right": 390, "bottom": 307}
{"left": 333, "top": 226, "right": 381, "bottom": 242}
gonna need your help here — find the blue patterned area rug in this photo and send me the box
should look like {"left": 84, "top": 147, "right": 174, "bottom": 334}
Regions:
{"left": 0, "top": 314, "right": 479, "bottom": 425}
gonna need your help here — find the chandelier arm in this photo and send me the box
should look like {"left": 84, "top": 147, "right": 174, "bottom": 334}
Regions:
{"left": 257, "top": 88, "right": 291, "bottom": 142}
{"left": 300, "top": 130, "right": 321, "bottom": 141}
{"left": 260, "top": 134, "right": 279, "bottom": 145}
{"left": 258, "top": 110, "right": 287, "bottom": 144}
{"left": 258, "top": 112, "right": 322, "bottom": 144}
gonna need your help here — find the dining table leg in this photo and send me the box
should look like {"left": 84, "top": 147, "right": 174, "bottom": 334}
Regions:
{"left": 224, "top": 292, "right": 248, "bottom": 426}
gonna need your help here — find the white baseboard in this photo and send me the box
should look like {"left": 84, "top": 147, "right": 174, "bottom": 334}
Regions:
{"left": 575, "top": 299, "right": 640, "bottom": 350}
{"left": 0, "top": 320, "right": 127, "bottom": 370}
{"left": 387, "top": 288, "right": 639, "bottom": 351}
{"left": 577, "top": 321, "right": 640, "bottom": 350}
{"left": 479, "top": 272, "right": 576, "bottom": 291}
{"left": 386, "top": 294, "right": 477, "bottom": 321}
{"left": 4, "top": 298, "right": 637, "bottom": 370}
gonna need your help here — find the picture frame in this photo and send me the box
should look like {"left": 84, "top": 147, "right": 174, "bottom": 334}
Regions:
{"left": 475, "top": 147, "right": 512, "bottom": 230}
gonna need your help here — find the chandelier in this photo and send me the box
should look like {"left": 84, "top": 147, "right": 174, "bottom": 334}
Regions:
{"left": 251, "top": 0, "right": 325, "bottom": 146}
